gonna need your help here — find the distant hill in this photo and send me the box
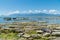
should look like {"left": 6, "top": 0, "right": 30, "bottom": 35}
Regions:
{"left": 0, "top": 13, "right": 60, "bottom": 23}
{"left": 9, "top": 13, "right": 59, "bottom": 17}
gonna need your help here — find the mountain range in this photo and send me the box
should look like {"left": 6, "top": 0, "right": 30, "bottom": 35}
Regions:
{"left": 8, "top": 13, "right": 60, "bottom": 17}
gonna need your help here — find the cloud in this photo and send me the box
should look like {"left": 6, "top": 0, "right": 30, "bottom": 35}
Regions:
{"left": 21, "top": 10, "right": 41, "bottom": 13}
{"left": 48, "top": 9, "right": 59, "bottom": 14}
{"left": 1, "top": 9, "right": 60, "bottom": 16}
{"left": 28, "top": 10, "right": 33, "bottom": 13}
{"left": 3, "top": 10, "right": 20, "bottom": 16}
{"left": 22, "top": 10, "right": 33, "bottom": 13}
{"left": 34, "top": 10, "right": 41, "bottom": 13}
{"left": 42, "top": 10, "right": 48, "bottom": 13}
{"left": 12, "top": 10, "right": 20, "bottom": 13}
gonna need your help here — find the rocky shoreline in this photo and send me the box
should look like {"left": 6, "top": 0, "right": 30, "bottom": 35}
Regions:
{"left": 0, "top": 22, "right": 60, "bottom": 40}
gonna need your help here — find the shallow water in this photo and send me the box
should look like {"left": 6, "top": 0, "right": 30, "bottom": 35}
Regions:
{"left": 0, "top": 16, "right": 60, "bottom": 24}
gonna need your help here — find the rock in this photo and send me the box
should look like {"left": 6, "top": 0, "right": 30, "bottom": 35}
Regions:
{"left": 22, "top": 34, "right": 31, "bottom": 38}
{"left": 18, "top": 38, "right": 26, "bottom": 40}
{"left": 52, "top": 29, "right": 60, "bottom": 36}
{"left": 52, "top": 30, "right": 60, "bottom": 32}
{"left": 36, "top": 30, "right": 43, "bottom": 34}
{"left": 17, "top": 33, "right": 24, "bottom": 37}
{"left": 52, "top": 32, "right": 60, "bottom": 36}
{"left": 43, "top": 33, "right": 50, "bottom": 37}
{"left": 15, "top": 29, "right": 24, "bottom": 33}
{"left": 41, "top": 28, "right": 52, "bottom": 33}
{"left": 55, "top": 27, "right": 60, "bottom": 30}
{"left": 52, "top": 37, "right": 60, "bottom": 40}
{"left": 31, "top": 34, "right": 41, "bottom": 39}
{"left": 28, "top": 37, "right": 33, "bottom": 40}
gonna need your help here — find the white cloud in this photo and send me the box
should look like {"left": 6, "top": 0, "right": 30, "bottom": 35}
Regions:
{"left": 1, "top": 9, "right": 60, "bottom": 16}
{"left": 28, "top": 10, "right": 33, "bottom": 13}
{"left": 42, "top": 10, "right": 48, "bottom": 13}
{"left": 21, "top": 10, "right": 41, "bottom": 13}
{"left": 12, "top": 10, "right": 20, "bottom": 13}
{"left": 3, "top": 10, "right": 20, "bottom": 16}
{"left": 34, "top": 10, "right": 41, "bottom": 13}
{"left": 20, "top": 10, "right": 33, "bottom": 13}
{"left": 49, "top": 10, "right": 58, "bottom": 14}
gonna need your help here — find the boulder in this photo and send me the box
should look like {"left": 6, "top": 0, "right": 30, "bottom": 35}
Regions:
{"left": 31, "top": 34, "right": 41, "bottom": 39}
{"left": 22, "top": 34, "right": 31, "bottom": 38}
{"left": 52, "top": 32, "right": 60, "bottom": 36}
{"left": 36, "top": 30, "right": 43, "bottom": 34}
{"left": 52, "top": 30, "right": 60, "bottom": 32}
{"left": 55, "top": 27, "right": 60, "bottom": 30}
{"left": 43, "top": 33, "right": 50, "bottom": 37}
{"left": 41, "top": 28, "right": 52, "bottom": 33}
{"left": 17, "top": 33, "right": 24, "bottom": 37}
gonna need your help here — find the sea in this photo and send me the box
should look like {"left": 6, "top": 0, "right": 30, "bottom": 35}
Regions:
{"left": 0, "top": 16, "right": 60, "bottom": 24}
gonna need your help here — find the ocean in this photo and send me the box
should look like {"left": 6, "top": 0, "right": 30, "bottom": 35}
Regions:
{"left": 0, "top": 16, "right": 60, "bottom": 24}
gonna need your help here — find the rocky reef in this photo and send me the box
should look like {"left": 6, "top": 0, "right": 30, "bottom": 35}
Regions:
{"left": 0, "top": 21, "right": 60, "bottom": 40}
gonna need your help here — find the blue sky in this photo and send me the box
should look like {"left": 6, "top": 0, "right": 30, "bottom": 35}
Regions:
{"left": 0, "top": 0, "right": 60, "bottom": 16}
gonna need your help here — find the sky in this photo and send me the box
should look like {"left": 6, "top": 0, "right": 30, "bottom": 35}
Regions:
{"left": 0, "top": 0, "right": 60, "bottom": 16}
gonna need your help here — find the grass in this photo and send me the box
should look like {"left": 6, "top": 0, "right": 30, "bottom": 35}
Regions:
{"left": 0, "top": 32, "right": 51, "bottom": 40}
{"left": 0, "top": 33, "right": 19, "bottom": 40}
{"left": 26, "top": 30, "right": 37, "bottom": 35}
